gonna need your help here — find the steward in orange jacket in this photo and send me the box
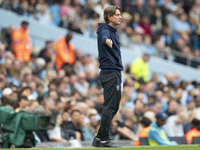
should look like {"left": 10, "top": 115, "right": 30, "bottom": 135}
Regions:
{"left": 54, "top": 32, "right": 75, "bottom": 70}
{"left": 135, "top": 117, "right": 151, "bottom": 146}
{"left": 139, "top": 126, "right": 151, "bottom": 138}
{"left": 12, "top": 21, "right": 32, "bottom": 62}
{"left": 185, "top": 119, "right": 200, "bottom": 144}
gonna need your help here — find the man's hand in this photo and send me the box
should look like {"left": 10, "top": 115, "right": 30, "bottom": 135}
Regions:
{"left": 106, "top": 39, "right": 113, "bottom": 48}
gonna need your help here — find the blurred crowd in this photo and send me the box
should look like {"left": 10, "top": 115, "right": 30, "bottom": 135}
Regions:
{"left": 0, "top": 0, "right": 200, "bottom": 147}
{"left": 0, "top": 0, "right": 200, "bottom": 68}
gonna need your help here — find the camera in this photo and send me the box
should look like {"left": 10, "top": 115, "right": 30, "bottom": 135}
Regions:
{"left": 0, "top": 106, "right": 50, "bottom": 148}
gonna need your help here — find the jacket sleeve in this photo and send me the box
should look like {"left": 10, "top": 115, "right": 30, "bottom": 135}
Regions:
{"left": 100, "top": 29, "right": 111, "bottom": 45}
{"left": 148, "top": 128, "right": 175, "bottom": 145}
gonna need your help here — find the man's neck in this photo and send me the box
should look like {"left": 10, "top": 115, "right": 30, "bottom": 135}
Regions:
{"left": 156, "top": 121, "right": 162, "bottom": 127}
{"left": 108, "top": 22, "right": 116, "bottom": 29}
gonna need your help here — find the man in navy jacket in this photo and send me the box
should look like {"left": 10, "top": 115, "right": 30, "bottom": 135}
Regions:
{"left": 92, "top": 5, "right": 123, "bottom": 147}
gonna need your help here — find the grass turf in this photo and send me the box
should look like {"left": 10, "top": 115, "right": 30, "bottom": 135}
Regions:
{"left": 2, "top": 145, "right": 200, "bottom": 150}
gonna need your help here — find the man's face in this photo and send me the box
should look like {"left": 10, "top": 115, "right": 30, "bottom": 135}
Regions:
{"left": 72, "top": 111, "right": 81, "bottom": 124}
{"left": 90, "top": 115, "right": 98, "bottom": 127}
{"left": 65, "top": 33, "right": 72, "bottom": 43}
{"left": 109, "top": 9, "right": 122, "bottom": 26}
{"left": 22, "top": 24, "right": 28, "bottom": 30}
{"left": 19, "top": 99, "right": 29, "bottom": 108}
{"left": 157, "top": 119, "right": 166, "bottom": 127}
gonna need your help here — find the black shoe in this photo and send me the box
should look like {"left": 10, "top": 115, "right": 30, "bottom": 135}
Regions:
{"left": 92, "top": 137, "right": 101, "bottom": 147}
{"left": 99, "top": 140, "right": 119, "bottom": 147}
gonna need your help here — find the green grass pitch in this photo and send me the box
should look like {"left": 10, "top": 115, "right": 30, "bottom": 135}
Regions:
{"left": 2, "top": 145, "right": 200, "bottom": 150}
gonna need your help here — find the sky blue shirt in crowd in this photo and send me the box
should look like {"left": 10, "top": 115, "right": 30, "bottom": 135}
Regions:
{"left": 148, "top": 122, "right": 176, "bottom": 145}
{"left": 173, "top": 19, "right": 191, "bottom": 42}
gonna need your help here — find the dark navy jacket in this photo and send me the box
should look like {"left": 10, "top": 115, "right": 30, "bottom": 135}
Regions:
{"left": 97, "top": 23, "right": 123, "bottom": 72}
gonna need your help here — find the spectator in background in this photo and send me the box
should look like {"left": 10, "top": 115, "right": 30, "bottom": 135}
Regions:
{"left": 20, "top": 86, "right": 32, "bottom": 98}
{"left": 54, "top": 32, "right": 75, "bottom": 70}
{"left": 129, "top": 13, "right": 145, "bottom": 35}
{"left": 74, "top": 71, "right": 89, "bottom": 96}
{"left": 47, "top": 113, "right": 67, "bottom": 142}
{"left": 1, "top": 25, "right": 15, "bottom": 50}
{"left": 49, "top": 1, "right": 61, "bottom": 26}
{"left": 185, "top": 118, "right": 200, "bottom": 144}
{"left": 159, "top": 0, "right": 171, "bottom": 25}
{"left": 20, "top": 0, "right": 32, "bottom": 17}
{"left": 1, "top": 87, "right": 18, "bottom": 109}
{"left": 84, "top": 110, "right": 99, "bottom": 141}
{"left": 150, "top": 7, "right": 163, "bottom": 35}
{"left": 160, "top": 47, "right": 174, "bottom": 61}
{"left": 59, "top": 0, "right": 73, "bottom": 22}
{"left": 134, "top": 99, "right": 144, "bottom": 121}
{"left": 189, "top": 4, "right": 200, "bottom": 49}
{"left": 130, "top": 53, "right": 150, "bottom": 83}
{"left": 93, "top": 0, "right": 109, "bottom": 22}
{"left": 16, "top": 95, "right": 29, "bottom": 111}
{"left": 38, "top": 40, "right": 55, "bottom": 64}
{"left": 121, "top": 0, "right": 134, "bottom": 14}
{"left": 148, "top": 112, "right": 176, "bottom": 145}
{"left": 155, "top": 90, "right": 168, "bottom": 113}
{"left": 145, "top": 0, "right": 157, "bottom": 18}
{"left": 66, "top": 4, "right": 83, "bottom": 34}
{"left": 131, "top": 0, "right": 147, "bottom": 16}
{"left": 61, "top": 109, "right": 83, "bottom": 141}
{"left": 81, "top": 54, "right": 99, "bottom": 86}
{"left": 33, "top": 58, "right": 46, "bottom": 80}
{"left": 88, "top": 12, "right": 100, "bottom": 38}
{"left": 139, "top": 15, "right": 151, "bottom": 35}
{"left": 141, "top": 35, "right": 156, "bottom": 56}
{"left": 172, "top": 13, "right": 191, "bottom": 44}
{"left": 11, "top": 21, "right": 32, "bottom": 62}
{"left": 110, "top": 112, "right": 138, "bottom": 141}
{"left": 34, "top": 2, "right": 52, "bottom": 25}
{"left": 0, "top": 0, "right": 12, "bottom": 10}
{"left": 135, "top": 116, "right": 152, "bottom": 146}
{"left": 165, "top": 100, "right": 179, "bottom": 116}
{"left": 164, "top": 111, "right": 189, "bottom": 137}
{"left": 139, "top": 117, "right": 152, "bottom": 137}
{"left": 159, "top": 24, "right": 172, "bottom": 46}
